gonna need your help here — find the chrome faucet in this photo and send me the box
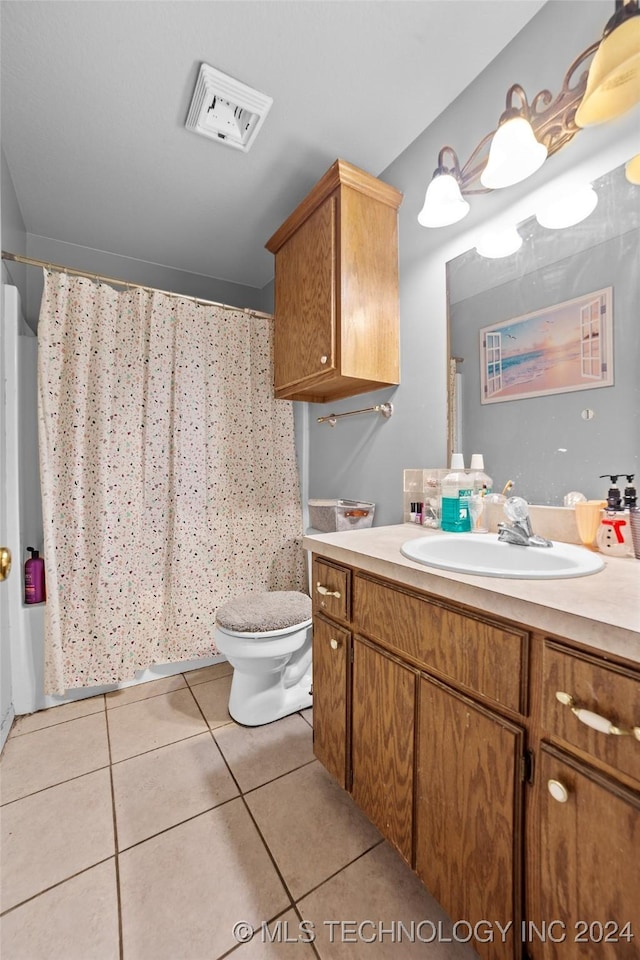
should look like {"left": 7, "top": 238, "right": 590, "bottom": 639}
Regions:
{"left": 497, "top": 497, "right": 553, "bottom": 548}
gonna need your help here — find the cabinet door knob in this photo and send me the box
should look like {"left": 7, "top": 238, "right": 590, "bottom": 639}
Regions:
{"left": 316, "top": 582, "right": 341, "bottom": 599}
{"left": 547, "top": 779, "right": 570, "bottom": 803}
{"left": 320, "top": 355, "right": 328, "bottom": 365}
{"left": 330, "top": 638, "right": 341, "bottom": 651}
{"left": 555, "top": 691, "right": 638, "bottom": 739}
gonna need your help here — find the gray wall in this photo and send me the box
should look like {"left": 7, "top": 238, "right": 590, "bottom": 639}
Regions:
{"left": 1, "top": 147, "right": 27, "bottom": 302}
{"left": 306, "top": 1, "right": 638, "bottom": 526}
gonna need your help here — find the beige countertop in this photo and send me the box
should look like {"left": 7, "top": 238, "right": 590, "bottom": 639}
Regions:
{"left": 303, "top": 524, "right": 640, "bottom": 666}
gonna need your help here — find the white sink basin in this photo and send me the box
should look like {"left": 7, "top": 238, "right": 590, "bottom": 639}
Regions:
{"left": 400, "top": 533, "right": 605, "bottom": 579}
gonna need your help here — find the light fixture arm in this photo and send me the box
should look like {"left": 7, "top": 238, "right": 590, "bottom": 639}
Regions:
{"left": 454, "top": 39, "right": 599, "bottom": 195}
{"left": 433, "top": 146, "right": 463, "bottom": 180}
{"left": 603, "top": 0, "right": 639, "bottom": 37}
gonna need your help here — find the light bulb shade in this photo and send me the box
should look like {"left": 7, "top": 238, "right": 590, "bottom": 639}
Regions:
{"left": 480, "top": 116, "right": 548, "bottom": 189}
{"left": 575, "top": 15, "right": 640, "bottom": 127}
{"left": 535, "top": 183, "right": 598, "bottom": 229}
{"left": 626, "top": 153, "right": 640, "bottom": 184}
{"left": 475, "top": 226, "right": 522, "bottom": 259}
{"left": 417, "top": 172, "right": 470, "bottom": 227}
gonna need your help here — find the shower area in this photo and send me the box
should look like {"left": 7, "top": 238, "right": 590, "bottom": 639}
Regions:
{"left": 1, "top": 268, "right": 306, "bottom": 740}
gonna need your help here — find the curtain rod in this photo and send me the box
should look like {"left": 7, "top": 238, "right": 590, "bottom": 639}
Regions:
{"left": 1, "top": 251, "right": 273, "bottom": 319}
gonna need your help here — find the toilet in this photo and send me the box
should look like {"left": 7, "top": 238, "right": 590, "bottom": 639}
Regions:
{"left": 214, "top": 591, "right": 313, "bottom": 726}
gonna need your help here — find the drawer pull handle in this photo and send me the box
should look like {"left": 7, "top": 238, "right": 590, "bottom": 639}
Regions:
{"left": 316, "top": 582, "right": 341, "bottom": 599}
{"left": 330, "top": 638, "right": 341, "bottom": 651}
{"left": 556, "top": 691, "right": 640, "bottom": 739}
{"left": 548, "top": 779, "right": 569, "bottom": 803}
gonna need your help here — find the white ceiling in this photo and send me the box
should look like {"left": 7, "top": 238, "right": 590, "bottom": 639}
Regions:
{"left": 1, "top": 1, "right": 545, "bottom": 290}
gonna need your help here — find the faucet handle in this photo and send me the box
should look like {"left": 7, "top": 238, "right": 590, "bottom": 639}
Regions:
{"left": 503, "top": 497, "right": 533, "bottom": 537}
{"left": 503, "top": 496, "right": 530, "bottom": 523}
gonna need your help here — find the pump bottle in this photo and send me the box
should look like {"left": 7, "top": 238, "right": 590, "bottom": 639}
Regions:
{"left": 24, "top": 547, "right": 46, "bottom": 604}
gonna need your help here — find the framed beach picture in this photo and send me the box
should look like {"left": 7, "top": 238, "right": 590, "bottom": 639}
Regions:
{"left": 480, "top": 287, "right": 613, "bottom": 404}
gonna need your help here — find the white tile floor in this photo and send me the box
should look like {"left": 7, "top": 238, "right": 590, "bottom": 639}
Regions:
{"left": 0, "top": 663, "right": 477, "bottom": 959}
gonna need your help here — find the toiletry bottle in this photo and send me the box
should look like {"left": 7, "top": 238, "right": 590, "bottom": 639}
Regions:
{"left": 24, "top": 547, "right": 46, "bottom": 604}
{"left": 599, "top": 474, "right": 623, "bottom": 511}
{"left": 596, "top": 475, "right": 632, "bottom": 557}
{"left": 469, "top": 454, "right": 493, "bottom": 496}
{"left": 440, "top": 454, "right": 473, "bottom": 533}
{"left": 623, "top": 474, "right": 637, "bottom": 510}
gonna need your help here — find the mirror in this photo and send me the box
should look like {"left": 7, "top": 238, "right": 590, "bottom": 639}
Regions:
{"left": 447, "top": 161, "right": 639, "bottom": 505}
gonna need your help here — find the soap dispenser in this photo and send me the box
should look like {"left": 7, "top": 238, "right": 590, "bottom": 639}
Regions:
{"left": 623, "top": 474, "right": 637, "bottom": 510}
{"left": 596, "top": 475, "right": 632, "bottom": 557}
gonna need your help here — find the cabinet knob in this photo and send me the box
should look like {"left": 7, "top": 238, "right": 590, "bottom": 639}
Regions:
{"left": 320, "top": 355, "right": 328, "bottom": 365}
{"left": 330, "top": 638, "right": 341, "bottom": 651}
{"left": 547, "top": 779, "right": 570, "bottom": 803}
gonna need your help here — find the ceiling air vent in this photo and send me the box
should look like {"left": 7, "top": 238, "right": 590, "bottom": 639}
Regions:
{"left": 186, "top": 63, "right": 273, "bottom": 153}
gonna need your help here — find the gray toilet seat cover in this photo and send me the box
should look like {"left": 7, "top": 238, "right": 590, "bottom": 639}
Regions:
{"left": 216, "top": 591, "right": 312, "bottom": 633}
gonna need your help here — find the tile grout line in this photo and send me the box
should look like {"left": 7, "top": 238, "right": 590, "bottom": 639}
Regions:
{"left": 0, "top": 855, "right": 117, "bottom": 919}
{"left": 104, "top": 692, "right": 125, "bottom": 960}
{"left": 183, "top": 679, "right": 311, "bottom": 956}
{"left": 112, "top": 754, "right": 320, "bottom": 855}
{"left": 0, "top": 762, "right": 112, "bottom": 808}
{"left": 7, "top": 705, "right": 106, "bottom": 739}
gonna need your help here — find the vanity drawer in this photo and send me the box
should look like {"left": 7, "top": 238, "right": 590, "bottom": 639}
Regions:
{"left": 353, "top": 574, "right": 528, "bottom": 714}
{"left": 312, "top": 558, "right": 351, "bottom": 624}
{"left": 542, "top": 641, "right": 640, "bottom": 784}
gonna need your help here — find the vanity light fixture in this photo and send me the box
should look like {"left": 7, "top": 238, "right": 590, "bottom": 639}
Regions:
{"left": 535, "top": 183, "right": 599, "bottom": 229}
{"left": 480, "top": 86, "right": 548, "bottom": 189}
{"left": 417, "top": 147, "right": 470, "bottom": 227}
{"left": 625, "top": 153, "right": 640, "bottom": 184}
{"left": 475, "top": 225, "right": 522, "bottom": 259}
{"left": 418, "top": 0, "right": 640, "bottom": 228}
{"left": 575, "top": 0, "right": 640, "bottom": 127}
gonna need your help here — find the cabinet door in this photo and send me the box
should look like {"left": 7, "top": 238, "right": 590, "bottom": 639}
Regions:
{"left": 273, "top": 194, "right": 337, "bottom": 394}
{"left": 312, "top": 614, "right": 350, "bottom": 788}
{"left": 351, "top": 637, "right": 416, "bottom": 864}
{"left": 531, "top": 744, "right": 639, "bottom": 960}
{"left": 415, "top": 676, "right": 524, "bottom": 960}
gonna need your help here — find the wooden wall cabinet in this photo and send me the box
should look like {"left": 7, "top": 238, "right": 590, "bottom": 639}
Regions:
{"left": 309, "top": 553, "right": 640, "bottom": 960}
{"left": 265, "top": 159, "right": 402, "bottom": 403}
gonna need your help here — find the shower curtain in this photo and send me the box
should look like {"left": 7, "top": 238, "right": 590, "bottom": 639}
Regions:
{"left": 38, "top": 271, "right": 305, "bottom": 694}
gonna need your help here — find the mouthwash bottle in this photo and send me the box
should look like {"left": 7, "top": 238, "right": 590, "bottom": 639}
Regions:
{"left": 440, "top": 454, "right": 473, "bottom": 532}
{"left": 469, "top": 454, "right": 493, "bottom": 496}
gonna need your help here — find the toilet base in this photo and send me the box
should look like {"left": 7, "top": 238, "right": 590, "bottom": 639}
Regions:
{"left": 214, "top": 618, "right": 313, "bottom": 726}
{"left": 228, "top": 664, "right": 313, "bottom": 726}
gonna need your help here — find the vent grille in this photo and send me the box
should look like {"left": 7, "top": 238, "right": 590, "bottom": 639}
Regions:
{"left": 186, "top": 63, "right": 273, "bottom": 152}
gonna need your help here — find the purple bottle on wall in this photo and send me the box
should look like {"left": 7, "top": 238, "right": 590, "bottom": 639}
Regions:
{"left": 24, "top": 547, "right": 46, "bottom": 604}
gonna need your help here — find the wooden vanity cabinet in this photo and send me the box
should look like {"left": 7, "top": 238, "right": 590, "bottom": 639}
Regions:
{"left": 351, "top": 637, "right": 416, "bottom": 864}
{"left": 311, "top": 614, "right": 350, "bottom": 789}
{"left": 311, "top": 558, "right": 352, "bottom": 789}
{"left": 265, "top": 159, "right": 402, "bottom": 403}
{"left": 415, "top": 677, "right": 524, "bottom": 960}
{"left": 526, "top": 641, "right": 640, "bottom": 960}
{"left": 532, "top": 746, "right": 639, "bottom": 960}
{"left": 309, "top": 552, "right": 640, "bottom": 960}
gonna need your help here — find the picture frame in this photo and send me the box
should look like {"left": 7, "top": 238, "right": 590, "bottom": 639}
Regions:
{"left": 480, "top": 287, "right": 613, "bottom": 404}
